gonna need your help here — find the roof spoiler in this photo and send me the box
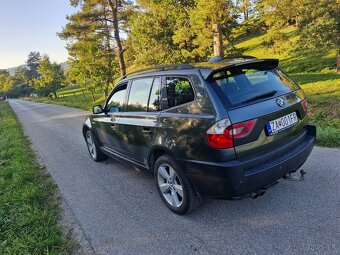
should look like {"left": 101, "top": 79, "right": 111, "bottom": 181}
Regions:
{"left": 206, "top": 59, "right": 279, "bottom": 81}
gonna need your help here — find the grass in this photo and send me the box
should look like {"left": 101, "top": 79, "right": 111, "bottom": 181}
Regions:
{"left": 23, "top": 87, "right": 105, "bottom": 112}
{"left": 233, "top": 26, "right": 337, "bottom": 73}
{"left": 0, "top": 102, "right": 75, "bottom": 254}
{"left": 23, "top": 96, "right": 104, "bottom": 111}
{"left": 294, "top": 74, "right": 340, "bottom": 147}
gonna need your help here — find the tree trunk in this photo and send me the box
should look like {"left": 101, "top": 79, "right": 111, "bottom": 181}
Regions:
{"left": 90, "top": 90, "right": 95, "bottom": 102}
{"left": 107, "top": 0, "right": 126, "bottom": 76}
{"left": 213, "top": 22, "right": 223, "bottom": 58}
{"left": 104, "top": 84, "right": 109, "bottom": 98}
{"left": 243, "top": 0, "right": 249, "bottom": 21}
{"left": 53, "top": 91, "right": 58, "bottom": 99}
{"left": 337, "top": 49, "right": 340, "bottom": 74}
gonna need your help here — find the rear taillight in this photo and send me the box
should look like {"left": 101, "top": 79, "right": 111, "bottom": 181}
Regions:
{"left": 206, "top": 118, "right": 257, "bottom": 149}
{"left": 301, "top": 99, "right": 308, "bottom": 113}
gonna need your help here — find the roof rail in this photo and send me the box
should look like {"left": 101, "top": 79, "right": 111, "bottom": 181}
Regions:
{"left": 121, "top": 64, "right": 195, "bottom": 80}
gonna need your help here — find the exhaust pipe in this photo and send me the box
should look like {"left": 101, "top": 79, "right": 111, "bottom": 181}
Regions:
{"left": 251, "top": 188, "right": 266, "bottom": 199}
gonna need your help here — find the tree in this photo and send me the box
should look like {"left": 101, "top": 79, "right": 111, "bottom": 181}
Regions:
{"left": 184, "top": 0, "right": 237, "bottom": 58}
{"left": 295, "top": 0, "right": 339, "bottom": 72}
{"left": 0, "top": 71, "right": 14, "bottom": 93}
{"left": 127, "top": 0, "right": 196, "bottom": 67}
{"left": 0, "top": 67, "right": 31, "bottom": 97}
{"left": 26, "top": 51, "right": 41, "bottom": 80}
{"left": 59, "top": 0, "right": 132, "bottom": 96}
{"left": 34, "top": 55, "right": 65, "bottom": 98}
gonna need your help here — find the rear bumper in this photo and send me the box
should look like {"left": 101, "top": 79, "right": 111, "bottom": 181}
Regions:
{"left": 183, "top": 124, "right": 316, "bottom": 199}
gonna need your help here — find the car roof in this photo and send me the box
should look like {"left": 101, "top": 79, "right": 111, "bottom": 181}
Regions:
{"left": 120, "top": 56, "right": 279, "bottom": 81}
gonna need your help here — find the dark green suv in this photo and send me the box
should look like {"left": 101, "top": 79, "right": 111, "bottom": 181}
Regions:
{"left": 83, "top": 57, "right": 316, "bottom": 214}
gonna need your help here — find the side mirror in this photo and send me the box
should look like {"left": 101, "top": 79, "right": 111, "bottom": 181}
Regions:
{"left": 93, "top": 105, "right": 104, "bottom": 114}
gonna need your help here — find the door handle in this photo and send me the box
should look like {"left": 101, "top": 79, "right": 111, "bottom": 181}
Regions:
{"left": 142, "top": 128, "right": 152, "bottom": 134}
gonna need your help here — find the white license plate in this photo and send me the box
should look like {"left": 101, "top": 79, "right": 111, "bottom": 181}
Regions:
{"left": 266, "top": 112, "right": 298, "bottom": 135}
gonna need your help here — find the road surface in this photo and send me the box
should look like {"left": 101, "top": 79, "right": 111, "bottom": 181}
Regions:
{"left": 8, "top": 99, "right": 340, "bottom": 255}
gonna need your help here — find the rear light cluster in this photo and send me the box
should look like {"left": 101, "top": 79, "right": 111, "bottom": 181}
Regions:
{"left": 301, "top": 99, "right": 308, "bottom": 113}
{"left": 206, "top": 118, "right": 257, "bottom": 149}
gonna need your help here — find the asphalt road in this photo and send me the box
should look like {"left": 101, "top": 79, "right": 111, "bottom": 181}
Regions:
{"left": 8, "top": 99, "right": 340, "bottom": 255}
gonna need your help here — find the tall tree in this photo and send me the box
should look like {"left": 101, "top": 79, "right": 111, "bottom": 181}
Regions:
{"left": 26, "top": 51, "right": 41, "bottom": 80}
{"left": 107, "top": 0, "right": 127, "bottom": 76}
{"left": 60, "top": 0, "right": 132, "bottom": 95}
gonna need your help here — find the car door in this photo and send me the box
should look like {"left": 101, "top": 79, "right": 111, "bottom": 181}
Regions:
{"left": 93, "top": 83, "right": 128, "bottom": 155}
{"left": 117, "top": 77, "right": 161, "bottom": 165}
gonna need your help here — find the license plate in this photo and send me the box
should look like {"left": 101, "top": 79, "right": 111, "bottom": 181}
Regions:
{"left": 266, "top": 112, "right": 298, "bottom": 135}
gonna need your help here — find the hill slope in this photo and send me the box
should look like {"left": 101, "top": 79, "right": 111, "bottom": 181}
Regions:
{"left": 233, "top": 26, "right": 337, "bottom": 73}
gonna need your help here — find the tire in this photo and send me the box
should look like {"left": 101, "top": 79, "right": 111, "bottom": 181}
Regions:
{"left": 85, "top": 129, "right": 107, "bottom": 162}
{"left": 154, "top": 155, "right": 201, "bottom": 214}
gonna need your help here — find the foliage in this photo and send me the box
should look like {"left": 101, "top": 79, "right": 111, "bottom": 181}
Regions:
{"left": 296, "top": 0, "right": 339, "bottom": 52}
{"left": 34, "top": 55, "right": 65, "bottom": 98}
{"left": 59, "top": 0, "right": 133, "bottom": 96}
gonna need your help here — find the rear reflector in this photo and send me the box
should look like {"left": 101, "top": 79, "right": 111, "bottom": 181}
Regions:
{"left": 206, "top": 118, "right": 257, "bottom": 149}
{"left": 301, "top": 99, "right": 308, "bottom": 113}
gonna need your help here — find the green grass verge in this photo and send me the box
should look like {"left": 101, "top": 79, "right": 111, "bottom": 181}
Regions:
{"left": 0, "top": 102, "right": 76, "bottom": 254}
{"left": 293, "top": 74, "right": 340, "bottom": 147}
{"left": 23, "top": 96, "right": 105, "bottom": 112}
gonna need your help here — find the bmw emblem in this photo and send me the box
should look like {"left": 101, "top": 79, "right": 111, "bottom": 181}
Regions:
{"left": 276, "top": 98, "right": 285, "bottom": 107}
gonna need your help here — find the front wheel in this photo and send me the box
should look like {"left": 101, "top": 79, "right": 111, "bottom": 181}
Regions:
{"left": 85, "top": 130, "right": 107, "bottom": 162}
{"left": 154, "top": 155, "right": 201, "bottom": 214}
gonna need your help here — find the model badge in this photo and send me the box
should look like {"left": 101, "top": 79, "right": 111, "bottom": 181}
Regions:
{"left": 276, "top": 98, "right": 285, "bottom": 107}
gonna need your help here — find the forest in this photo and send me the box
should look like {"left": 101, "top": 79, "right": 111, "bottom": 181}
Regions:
{"left": 0, "top": 0, "right": 338, "bottom": 98}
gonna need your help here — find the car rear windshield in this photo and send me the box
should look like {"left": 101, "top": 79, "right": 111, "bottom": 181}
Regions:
{"left": 212, "top": 68, "right": 299, "bottom": 106}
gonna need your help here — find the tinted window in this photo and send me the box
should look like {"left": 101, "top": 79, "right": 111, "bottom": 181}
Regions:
{"left": 214, "top": 68, "right": 299, "bottom": 105}
{"left": 107, "top": 84, "right": 127, "bottom": 112}
{"left": 148, "top": 77, "right": 161, "bottom": 112}
{"left": 127, "top": 78, "right": 153, "bottom": 112}
{"left": 166, "top": 77, "right": 194, "bottom": 108}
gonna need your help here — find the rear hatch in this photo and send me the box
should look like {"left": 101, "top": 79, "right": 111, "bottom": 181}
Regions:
{"left": 209, "top": 60, "right": 308, "bottom": 159}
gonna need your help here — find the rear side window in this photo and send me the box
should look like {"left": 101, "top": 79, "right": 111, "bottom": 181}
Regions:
{"left": 166, "top": 77, "right": 194, "bottom": 108}
{"left": 107, "top": 84, "right": 127, "bottom": 112}
{"left": 213, "top": 68, "right": 299, "bottom": 105}
{"left": 127, "top": 78, "right": 153, "bottom": 112}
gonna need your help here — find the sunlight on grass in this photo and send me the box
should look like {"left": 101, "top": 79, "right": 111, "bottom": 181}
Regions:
{"left": 0, "top": 102, "right": 76, "bottom": 254}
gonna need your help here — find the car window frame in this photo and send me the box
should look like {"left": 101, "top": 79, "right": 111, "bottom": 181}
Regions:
{"left": 105, "top": 81, "right": 129, "bottom": 113}
{"left": 125, "top": 77, "right": 159, "bottom": 113}
{"left": 161, "top": 75, "right": 196, "bottom": 111}
{"left": 147, "top": 76, "right": 162, "bottom": 112}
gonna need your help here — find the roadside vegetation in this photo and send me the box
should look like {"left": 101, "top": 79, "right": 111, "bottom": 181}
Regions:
{"left": 0, "top": 102, "right": 75, "bottom": 254}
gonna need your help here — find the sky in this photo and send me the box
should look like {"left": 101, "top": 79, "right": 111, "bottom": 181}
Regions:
{"left": 0, "top": 0, "right": 77, "bottom": 69}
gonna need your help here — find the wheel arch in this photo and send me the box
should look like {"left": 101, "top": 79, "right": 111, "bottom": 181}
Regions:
{"left": 147, "top": 145, "right": 176, "bottom": 176}
{"left": 82, "top": 117, "right": 92, "bottom": 138}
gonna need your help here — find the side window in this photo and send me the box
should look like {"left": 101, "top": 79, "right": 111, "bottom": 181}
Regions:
{"left": 107, "top": 83, "right": 127, "bottom": 113}
{"left": 166, "top": 77, "right": 194, "bottom": 108}
{"left": 127, "top": 78, "right": 153, "bottom": 112}
{"left": 148, "top": 77, "right": 161, "bottom": 112}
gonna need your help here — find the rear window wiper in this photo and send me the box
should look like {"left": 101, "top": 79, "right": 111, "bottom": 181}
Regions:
{"left": 241, "top": 90, "right": 277, "bottom": 104}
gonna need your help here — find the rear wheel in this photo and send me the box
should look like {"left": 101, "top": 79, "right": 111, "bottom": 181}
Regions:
{"left": 85, "top": 130, "right": 107, "bottom": 162}
{"left": 154, "top": 155, "right": 201, "bottom": 214}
